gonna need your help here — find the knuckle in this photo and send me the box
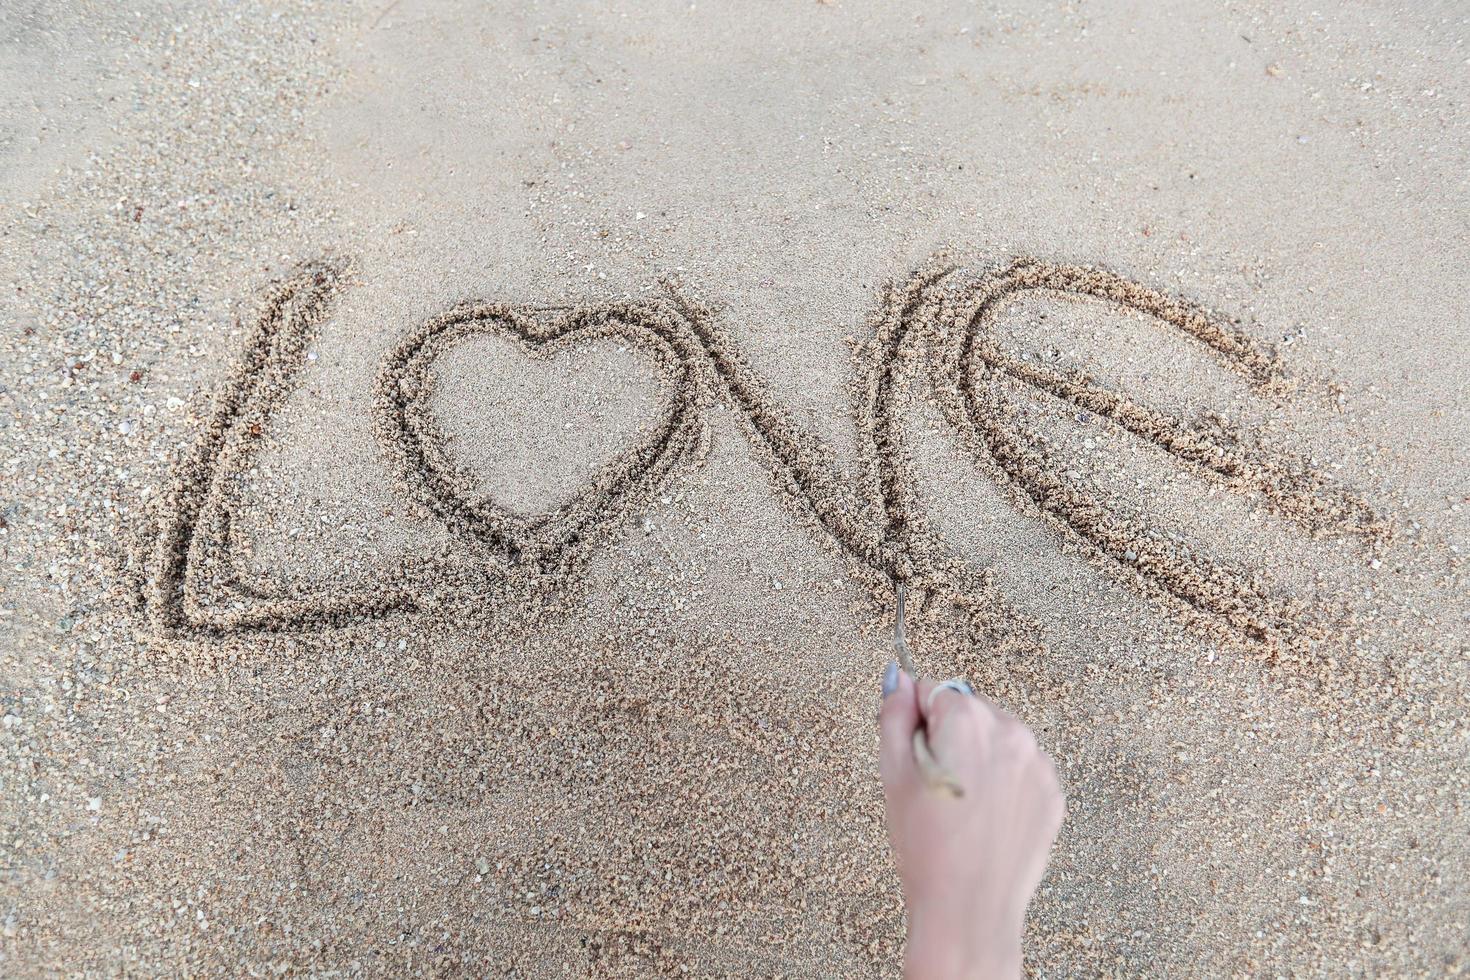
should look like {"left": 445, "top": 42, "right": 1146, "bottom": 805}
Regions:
{"left": 1037, "top": 763, "right": 1065, "bottom": 807}
{"left": 959, "top": 693, "right": 991, "bottom": 721}
{"left": 1000, "top": 721, "right": 1038, "bottom": 754}
{"left": 1047, "top": 788, "right": 1067, "bottom": 826}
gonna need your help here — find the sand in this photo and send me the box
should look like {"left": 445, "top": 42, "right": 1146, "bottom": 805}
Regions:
{"left": 2, "top": 1, "right": 1467, "bottom": 975}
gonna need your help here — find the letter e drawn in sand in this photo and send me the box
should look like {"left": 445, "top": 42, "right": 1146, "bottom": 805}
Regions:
{"left": 124, "top": 255, "right": 1383, "bottom": 671}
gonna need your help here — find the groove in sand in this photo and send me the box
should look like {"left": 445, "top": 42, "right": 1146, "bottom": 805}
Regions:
{"left": 126, "top": 256, "right": 1380, "bottom": 666}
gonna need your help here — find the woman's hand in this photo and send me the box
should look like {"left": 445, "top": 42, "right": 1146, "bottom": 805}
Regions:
{"left": 878, "top": 664, "right": 1065, "bottom": 979}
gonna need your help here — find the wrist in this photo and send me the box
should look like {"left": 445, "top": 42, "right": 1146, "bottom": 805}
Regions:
{"left": 904, "top": 909, "right": 1022, "bottom": 980}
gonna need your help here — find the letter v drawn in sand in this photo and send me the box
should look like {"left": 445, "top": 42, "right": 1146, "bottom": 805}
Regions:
{"left": 126, "top": 254, "right": 1384, "bottom": 672}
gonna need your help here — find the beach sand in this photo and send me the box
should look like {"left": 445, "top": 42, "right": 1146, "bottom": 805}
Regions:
{"left": 2, "top": 1, "right": 1466, "bottom": 974}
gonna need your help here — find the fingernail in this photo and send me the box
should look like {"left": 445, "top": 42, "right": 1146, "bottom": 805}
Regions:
{"left": 881, "top": 660, "right": 900, "bottom": 698}
{"left": 957, "top": 680, "right": 975, "bottom": 696}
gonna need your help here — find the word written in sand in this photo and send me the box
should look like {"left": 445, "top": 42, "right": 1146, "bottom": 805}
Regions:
{"left": 125, "top": 257, "right": 1379, "bottom": 662}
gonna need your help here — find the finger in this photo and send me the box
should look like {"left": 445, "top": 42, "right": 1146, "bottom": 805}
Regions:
{"left": 918, "top": 677, "right": 1004, "bottom": 766}
{"left": 916, "top": 677, "right": 981, "bottom": 734}
{"left": 878, "top": 662, "right": 919, "bottom": 788}
{"left": 912, "top": 728, "right": 966, "bottom": 799}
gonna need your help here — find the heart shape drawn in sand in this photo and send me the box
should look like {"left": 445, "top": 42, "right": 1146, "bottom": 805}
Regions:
{"left": 374, "top": 302, "right": 706, "bottom": 571}
{"left": 424, "top": 332, "right": 668, "bottom": 518}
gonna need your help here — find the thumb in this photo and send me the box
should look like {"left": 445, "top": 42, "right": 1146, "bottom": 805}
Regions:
{"left": 878, "top": 661, "right": 919, "bottom": 788}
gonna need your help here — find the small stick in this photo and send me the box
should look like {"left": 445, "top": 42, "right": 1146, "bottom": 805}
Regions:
{"left": 894, "top": 584, "right": 965, "bottom": 798}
